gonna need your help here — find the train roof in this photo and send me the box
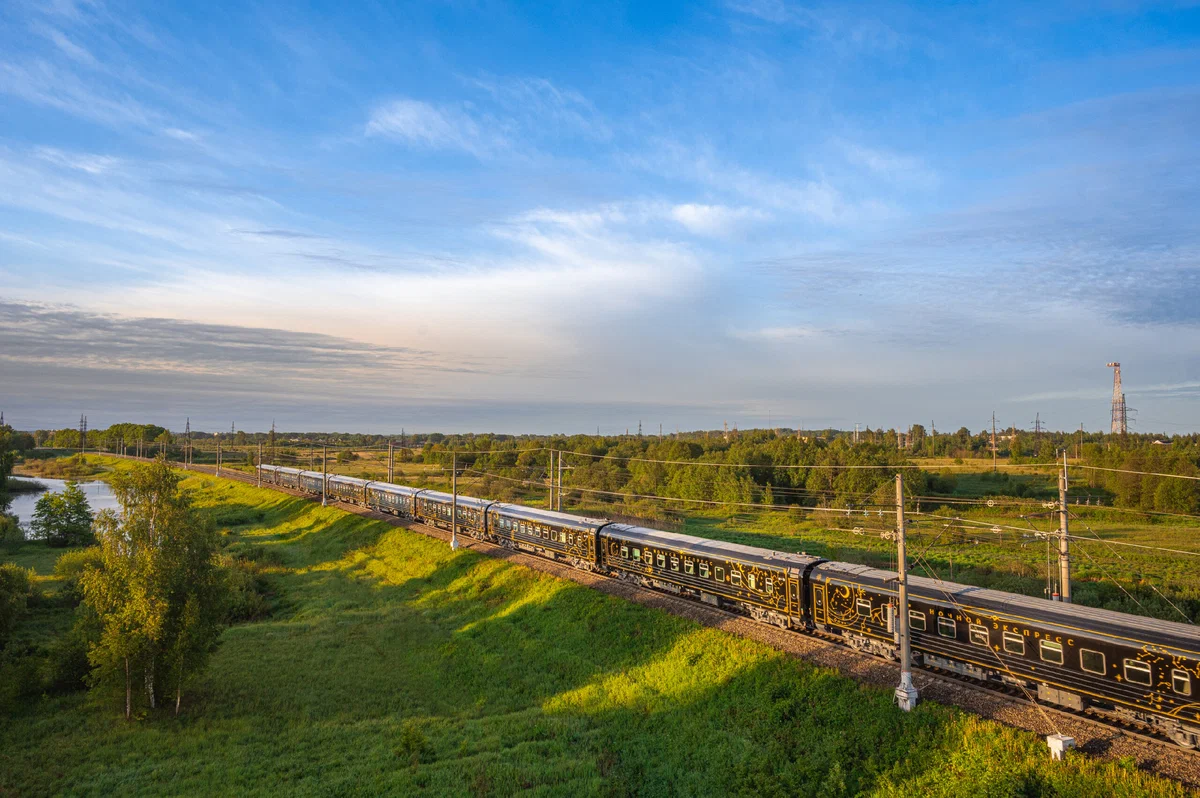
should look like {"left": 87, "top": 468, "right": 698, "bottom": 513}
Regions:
{"left": 327, "top": 473, "right": 371, "bottom": 487}
{"left": 603, "top": 524, "right": 824, "bottom": 570}
{"left": 369, "top": 482, "right": 421, "bottom": 497}
{"left": 415, "top": 490, "right": 493, "bottom": 510}
{"left": 264, "top": 465, "right": 302, "bottom": 475}
{"left": 488, "top": 503, "right": 609, "bottom": 532}
{"left": 813, "top": 561, "right": 1200, "bottom": 653}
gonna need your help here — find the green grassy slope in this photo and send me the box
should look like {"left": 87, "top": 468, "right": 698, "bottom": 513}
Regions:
{"left": 0, "top": 473, "right": 1189, "bottom": 796}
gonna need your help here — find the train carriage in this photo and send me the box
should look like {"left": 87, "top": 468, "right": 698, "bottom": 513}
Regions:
{"left": 298, "top": 470, "right": 325, "bottom": 494}
{"left": 600, "top": 524, "right": 822, "bottom": 627}
{"left": 367, "top": 482, "right": 421, "bottom": 517}
{"left": 414, "top": 490, "right": 492, "bottom": 535}
{"left": 326, "top": 474, "right": 372, "bottom": 505}
{"left": 486, "top": 504, "right": 605, "bottom": 566}
{"left": 258, "top": 465, "right": 303, "bottom": 489}
{"left": 811, "top": 561, "right": 1200, "bottom": 746}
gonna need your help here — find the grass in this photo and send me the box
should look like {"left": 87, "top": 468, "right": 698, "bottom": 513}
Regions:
{"left": 0, "top": 471, "right": 1192, "bottom": 796}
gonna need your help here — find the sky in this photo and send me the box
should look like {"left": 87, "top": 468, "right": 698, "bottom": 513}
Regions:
{"left": 2, "top": 0, "right": 1200, "bottom": 435}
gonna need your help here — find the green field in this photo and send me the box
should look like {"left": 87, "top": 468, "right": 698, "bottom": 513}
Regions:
{"left": 0, "top": 470, "right": 1191, "bottom": 796}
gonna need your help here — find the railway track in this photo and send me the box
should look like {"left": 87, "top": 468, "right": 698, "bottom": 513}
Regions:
{"left": 117, "top": 458, "right": 1200, "bottom": 786}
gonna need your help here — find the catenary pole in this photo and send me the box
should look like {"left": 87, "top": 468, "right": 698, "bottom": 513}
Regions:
{"left": 557, "top": 451, "right": 564, "bottom": 512}
{"left": 1059, "top": 450, "right": 1071, "bottom": 603}
{"left": 322, "top": 444, "right": 327, "bottom": 506}
{"left": 388, "top": 440, "right": 394, "bottom": 482}
{"left": 257, "top": 443, "right": 262, "bottom": 486}
{"left": 451, "top": 452, "right": 459, "bottom": 551}
{"left": 216, "top": 440, "right": 221, "bottom": 476}
{"left": 894, "top": 473, "right": 918, "bottom": 711}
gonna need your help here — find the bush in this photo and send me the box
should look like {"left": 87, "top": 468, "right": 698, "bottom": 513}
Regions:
{"left": 219, "top": 554, "right": 273, "bottom": 623}
{"left": 0, "top": 563, "right": 36, "bottom": 647}
{"left": 54, "top": 547, "right": 103, "bottom": 603}
{"left": 0, "top": 645, "right": 44, "bottom": 710}
{"left": 0, "top": 513, "right": 23, "bottom": 548}
{"left": 43, "top": 612, "right": 98, "bottom": 693}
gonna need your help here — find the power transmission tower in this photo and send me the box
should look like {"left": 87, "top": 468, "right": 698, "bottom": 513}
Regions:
{"left": 1033, "top": 413, "right": 1043, "bottom": 441}
{"left": 79, "top": 414, "right": 87, "bottom": 458}
{"left": 1107, "top": 362, "right": 1128, "bottom": 435}
{"left": 638, "top": 420, "right": 642, "bottom": 437}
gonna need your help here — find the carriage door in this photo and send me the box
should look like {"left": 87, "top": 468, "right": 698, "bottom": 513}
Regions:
{"left": 813, "top": 583, "right": 827, "bottom": 625}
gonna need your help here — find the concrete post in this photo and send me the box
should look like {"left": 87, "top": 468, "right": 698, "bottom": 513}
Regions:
{"left": 894, "top": 473, "right": 918, "bottom": 711}
{"left": 1059, "top": 451, "right": 1071, "bottom": 603}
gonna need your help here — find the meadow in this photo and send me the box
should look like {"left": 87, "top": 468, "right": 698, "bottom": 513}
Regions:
{"left": 0, "top": 467, "right": 1192, "bottom": 796}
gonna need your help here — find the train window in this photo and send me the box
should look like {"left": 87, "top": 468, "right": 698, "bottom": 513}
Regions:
{"left": 969, "top": 625, "right": 989, "bottom": 647}
{"left": 699, "top": 562, "right": 709, "bottom": 578}
{"left": 670, "top": 557, "right": 680, "bottom": 572}
{"left": 937, "top": 617, "right": 956, "bottom": 638}
{"left": 747, "top": 573, "right": 756, "bottom": 590}
{"left": 856, "top": 599, "right": 871, "bottom": 618}
{"left": 909, "top": 611, "right": 926, "bottom": 631}
{"left": 632, "top": 548, "right": 641, "bottom": 561}
{"left": 567, "top": 533, "right": 575, "bottom": 545}
{"left": 657, "top": 553, "right": 666, "bottom": 569}
{"left": 620, "top": 545, "right": 629, "bottom": 559}
{"left": 542, "top": 527, "right": 549, "bottom": 539}
{"left": 1124, "top": 660, "right": 1152, "bottom": 687}
{"left": 1173, "top": 670, "right": 1192, "bottom": 696}
{"left": 765, "top": 578, "right": 773, "bottom": 593}
{"left": 1002, "top": 632, "right": 1025, "bottom": 656}
{"left": 684, "top": 560, "right": 694, "bottom": 574}
{"left": 1039, "top": 640, "right": 1064, "bottom": 666}
{"left": 715, "top": 566, "right": 725, "bottom": 581}
{"left": 731, "top": 571, "right": 742, "bottom": 587}
{"left": 1080, "top": 649, "right": 1106, "bottom": 675}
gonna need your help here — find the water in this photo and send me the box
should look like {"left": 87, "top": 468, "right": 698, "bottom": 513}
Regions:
{"left": 7, "top": 478, "right": 119, "bottom": 532}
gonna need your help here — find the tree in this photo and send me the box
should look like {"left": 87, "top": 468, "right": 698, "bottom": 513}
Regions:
{"left": 80, "top": 459, "right": 226, "bottom": 719}
{"left": 0, "top": 423, "right": 15, "bottom": 515}
{"left": 29, "top": 482, "right": 94, "bottom": 547}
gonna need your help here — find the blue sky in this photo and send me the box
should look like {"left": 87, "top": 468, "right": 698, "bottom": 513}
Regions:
{"left": 2, "top": 0, "right": 1200, "bottom": 434}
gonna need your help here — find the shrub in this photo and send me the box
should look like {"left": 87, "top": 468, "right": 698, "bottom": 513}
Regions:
{"left": 0, "top": 513, "right": 23, "bottom": 548}
{"left": 0, "top": 563, "right": 36, "bottom": 647}
{"left": 0, "top": 645, "right": 44, "bottom": 710}
{"left": 219, "top": 554, "right": 273, "bottom": 623}
{"left": 43, "top": 612, "right": 98, "bottom": 693}
{"left": 54, "top": 547, "right": 103, "bottom": 603}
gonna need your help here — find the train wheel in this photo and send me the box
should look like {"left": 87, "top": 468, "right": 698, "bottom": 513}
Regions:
{"left": 1171, "top": 729, "right": 1198, "bottom": 749}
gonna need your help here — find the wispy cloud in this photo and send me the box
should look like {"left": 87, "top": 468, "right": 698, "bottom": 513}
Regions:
{"left": 365, "top": 98, "right": 501, "bottom": 156}
{"left": 670, "top": 203, "right": 767, "bottom": 236}
{"left": 465, "top": 74, "right": 611, "bottom": 142}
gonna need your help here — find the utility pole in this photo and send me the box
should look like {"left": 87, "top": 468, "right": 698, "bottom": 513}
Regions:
{"left": 388, "top": 440, "right": 394, "bottom": 482}
{"left": 257, "top": 443, "right": 263, "bottom": 486}
{"left": 894, "top": 473, "right": 918, "bottom": 711}
{"left": 557, "top": 451, "right": 564, "bottom": 512}
{"left": 548, "top": 450, "right": 555, "bottom": 509}
{"left": 1078, "top": 423, "right": 1084, "bottom": 460}
{"left": 451, "top": 452, "right": 459, "bottom": 551}
{"left": 854, "top": 423, "right": 859, "bottom": 444}
{"left": 216, "top": 439, "right": 221, "bottom": 476}
{"left": 322, "top": 444, "right": 327, "bottom": 506}
{"left": 184, "top": 417, "right": 191, "bottom": 469}
{"left": 659, "top": 423, "right": 663, "bottom": 440}
{"left": 1058, "top": 450, "right": 1071, "bottom": 603}
{"left": 991, "top": 412, "right": 998, "bottom": 473}
{"left": 931, "top": 420, "right": 936, "bottom": 457}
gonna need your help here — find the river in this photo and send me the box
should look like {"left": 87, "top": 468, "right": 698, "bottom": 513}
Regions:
{"left": 7, "top": 478, "right": 119, "bottom": 533}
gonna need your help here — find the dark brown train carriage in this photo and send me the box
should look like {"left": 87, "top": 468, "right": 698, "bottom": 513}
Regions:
{"left": 812, "top": 561, "right": 1200, "bottom": 747}
{"left": 913, "top": 584, "right": 1200, "bottom": 747}
{"left": 298, "top": 470, "right": 324, "bottom": 494}
{"left": 366, "top": 482, "right": 421, "bottom": 517}
{"left": 413, "top": 490, "right": 492, "bottom": 535}
{"left": 326, "top": 474, "right": 371, "bottom": 505}
{"left": 809, "top": 562, "right": 902, "bottom": 658}
{"left": 600, "top": 524, "right": 822, "bottom": 628}
{"left": 486, "top": 504, "right": 605, "bottom": 566}
{"left": 261, "top": 465, "right": 303, "bottom": 489}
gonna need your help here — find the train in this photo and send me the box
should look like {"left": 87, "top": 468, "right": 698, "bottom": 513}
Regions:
{"left": 257, "top": 464, "right": 1200, "bottom": 748}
